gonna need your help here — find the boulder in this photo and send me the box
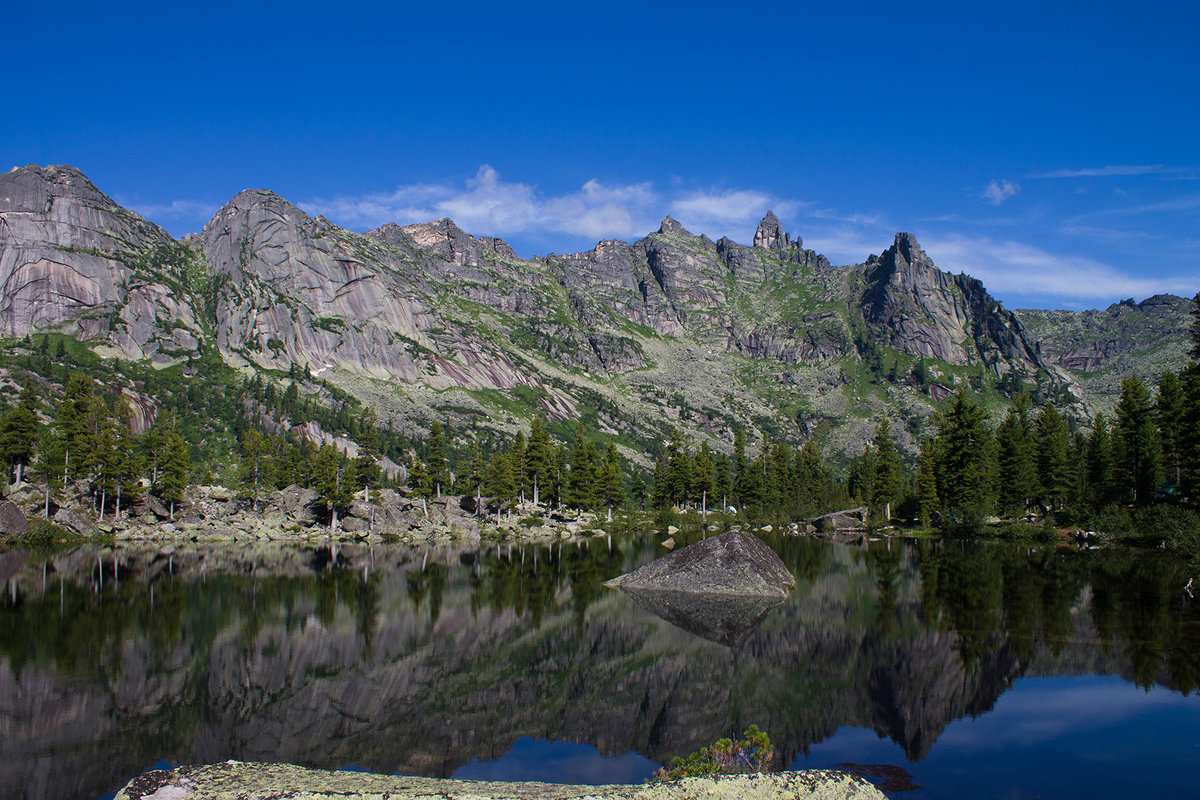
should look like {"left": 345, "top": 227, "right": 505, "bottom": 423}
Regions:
{"left": 53, "top": 507, "right": 97, "bottom": 536}
{"left": 812, "top": 506, "right": 869, "bottom": 532}
{"left": 2, "top": 481, "right": 39, "bottom": 504}
{"left": 145, "top": 494, "right": 171, "bottom": 520}
{"left": 0, "top": 500, "right": 29, "bottom": 536}
{"left": 605, "top": 530, "right": 794, "bottom": 597}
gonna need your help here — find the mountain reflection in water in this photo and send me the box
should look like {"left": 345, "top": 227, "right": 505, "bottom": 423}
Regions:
{"left": 1, "top": 533, "right": 1198, "bottom": 800}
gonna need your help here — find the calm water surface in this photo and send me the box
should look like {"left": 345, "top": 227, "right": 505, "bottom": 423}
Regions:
{"left": 1, "top": 531, "right": 1197, "bottom": 800}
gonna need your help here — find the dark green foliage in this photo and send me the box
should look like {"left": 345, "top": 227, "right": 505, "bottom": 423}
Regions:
{"left": 995, "top": 396, "right": 1036, "bottom": 519}
{"left": 1115, "top": 376, "right": 1163, "bottom": 506}
{"left": 932, "top": 389, "right": 995, "bottom": 529}
{"left": 654, "top": 725, "right": 774, "bottom": 782}
{"left": 870, "top": 419, "right": 904, "bottom": 522}
{"left": 1034, "top": 404, "right": 1071, "bottom": 513}
{"left": 0, "top": 385, "right": 40, "bottom": 484}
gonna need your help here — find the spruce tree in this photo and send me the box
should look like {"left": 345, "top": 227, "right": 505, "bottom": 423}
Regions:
{"left": 1155, "top": 371, "right": 1185, "bottom": 489}
{"left": 933, "top": 389, "right": 995, "bottom": 527}
{"left": 160, "top": 431, "right": 190, "bottom": 519}
{"left": 525, "top": 417, "right": 552, "bottom": 506}
{"left": 565, "top": 424, "right": 596, "bottom": 511}
{"left": 427, "top": 421, "right": 449, "bottom": 497}
{"left": 1084, "top": 413, "right": 1115, "bottom": 507}
{"left": 870, "top": 420, "right": 904, "bottom": 522}
{"left": 353, "top": 407, "right": 382, "bottom": 500}
{"left": 1115, "top": 376, "right": 1163, "bottom": 505}
{"left": 598, "top": 442, "right": 624, "bottom": 520}
{"left": 239, "top": 429, "right": 271, "bottom": 511}
{"left": 313, "top": 443, "right": 352, "bottom": 529}
{"left": 995, "top": 397, "right": 1036, "bottom": 519}
{"left": 0, "top": 385, "right": 40, "bottom": 485}
{"left": 916, "top": 437, "right": 940, "bottom": 527}
{"left": 1034, "top": 404, "right": 1071, "bottom": 514}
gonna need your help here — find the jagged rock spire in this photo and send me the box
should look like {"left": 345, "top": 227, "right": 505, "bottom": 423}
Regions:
{"left": 753, "top": 211, "right": 792, "bottom": 251}
{"left": 658, "top": 215, "right": 692, "bottom": 236}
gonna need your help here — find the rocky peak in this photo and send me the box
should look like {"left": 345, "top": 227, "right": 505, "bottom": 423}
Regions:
{"left": 753, "top": 211, "right": 792, "bottom": 251}
{"left": 657, "top": 215, "right": 692, "bottom": 236}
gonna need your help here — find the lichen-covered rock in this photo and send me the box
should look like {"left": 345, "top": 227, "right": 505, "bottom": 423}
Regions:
{"left": 812, "top": 507, "right": 869, "bottom": 533}
{"left": 0, "top": 500, "right": 28, "bottom": 536}
{"left": 605, "top": 530, "right": 794, "bottom": 597}
{"left": 114, "top": 761, "right": 887, "bottom": 800}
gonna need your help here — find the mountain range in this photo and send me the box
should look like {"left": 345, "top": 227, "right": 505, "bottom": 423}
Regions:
{"left": 0, "top": 164, "right": 1191, "bottom": 460}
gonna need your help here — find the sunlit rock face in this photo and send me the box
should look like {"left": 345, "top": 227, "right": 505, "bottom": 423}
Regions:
{"left": 2, "top": 165, "right": 1191, "bottom": 451}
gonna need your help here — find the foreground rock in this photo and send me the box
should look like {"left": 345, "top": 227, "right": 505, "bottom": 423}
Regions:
{"left": 605, "top": 530, "right": 794, "bottom": 597}
{"left": 115, "top": 761, "right": 886, "bottom": 800}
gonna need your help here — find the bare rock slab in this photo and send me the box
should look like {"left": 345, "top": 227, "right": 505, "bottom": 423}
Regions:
{"left": 605, "top": 530, "right": 794, "bottom": 597}
{"left": 115, "top": 761, "right": 887, "bottom": 800}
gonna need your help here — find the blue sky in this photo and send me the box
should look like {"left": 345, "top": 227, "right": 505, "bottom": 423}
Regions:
{"left": 6, "top": 0, "right": 1197, "bottom": 309}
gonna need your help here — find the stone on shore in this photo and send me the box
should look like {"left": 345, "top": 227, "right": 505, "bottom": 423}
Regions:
{"left": 604, "top": 530, "right": 794, "bottom": 597}
{"left": 812, "top": 507, "right": 869, "bottom": 533}
{"left": 115, "top": 761, "right": 887, "bottom": 800}
{"left": 0, "top": 499, "right": 29, "bottom": 536}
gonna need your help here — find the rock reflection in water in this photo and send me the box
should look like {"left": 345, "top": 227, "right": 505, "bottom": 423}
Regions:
{"left": 614, "top": 587, "right": 784, "bottom": 647}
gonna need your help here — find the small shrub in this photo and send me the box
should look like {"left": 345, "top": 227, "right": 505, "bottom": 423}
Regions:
{"left": 653, "top": 725, "right": 773, "bottom": 782}
{"left": 1090, "top": 504, "right": 1133, "bottom": 540}
{"left": 1131, "top": 505, "right": 1200, "bottom": 549}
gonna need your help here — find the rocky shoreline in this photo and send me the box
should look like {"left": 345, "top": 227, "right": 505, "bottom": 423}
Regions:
{"left": 115, "top": 761, "right": 888, "bottom": 800}
{"left": 0, "top": 480, "right": 615, "bottom": 548}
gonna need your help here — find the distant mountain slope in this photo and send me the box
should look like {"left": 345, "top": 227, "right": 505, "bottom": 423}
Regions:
{"left": 2, "top": 164, "right": 1191, "bottom": 457}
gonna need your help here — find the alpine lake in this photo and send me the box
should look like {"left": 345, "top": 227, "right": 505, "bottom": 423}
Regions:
{"left": 2, "top": 522, "right": 1198, "bottom": 800}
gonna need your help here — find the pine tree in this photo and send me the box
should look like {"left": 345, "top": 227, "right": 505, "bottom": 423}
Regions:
{"left": 464, "top": 438, "right": 484, "bottom": 510}
{"left": 0, "top": 384, "right": 40, "bottom": 485}
{"left": 692, "top": 442, "right": 715, "bottom": 514}
{"left": 240, "top": 429, "right": 271, "bottom": 511}
{"left": 1115, "top": 376, "right": 1163, "bottom": 505}
{"left": 650, "top": 454, "right": 670, "bottom": 509}
{"left": 916, "top": 437, "right": 940, "bottom": 526}
{"left": 1034, "top": 404, "right": 1071, "bottom": 514}
{"left": 525, "top": 417, "right": 552, "bottom": 506}
{"left": 353, "top": 406, "right": 382, "bottom": 500}
{"left": 1084, "top": 413, "right": 1115, "bottom": 507}
{"left": 565, "top": 424, "right": 596, "bottom": 511}
{"left": 110, "top": 395, "right": 143, "bottom": 519}
{"left": 484, "top": 449, "right": 515, "bottom": 520}
{"left": 933, "top": 389, "right": 995, "bottom": 526}
{"left": 509, "top": 429, "right": 526, "bottom": 502}
{"left": 160, "top": 431, "right": 190, "bottom": 519}
{"left": 995, "top": 396, "right": 1036, "bottom": 519}
{"left": 870, "top": 419, "right": 904, "bottom": 522}
{"left": 313, "top": 443, "right": 353, "bottom": 529}
{"left": 630, "top": 470, "right": 647, "bottom": 509}
{"left": 1155, "top": 371, "right": 1185, "bottom": 489}
{"left": 598, "top": 442, "right": 624, "bottom": 520}
{"left": 427, "top": 421, "right": 449, "bottom": 497}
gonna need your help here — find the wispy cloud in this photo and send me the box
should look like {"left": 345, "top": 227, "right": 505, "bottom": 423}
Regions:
{"left": 982, "top": 179, "right": 1020, "bottom": 205}
{"left": 302, "top": 166, "right": 799, "bottom": 244}
{"left": 127, "top": 199, "right": 221, "bottom": 223}
{"left": 1030, "top": 164, "right": 1190, "bottom": 179}
{"left": 922, "top": 232, "right": 1195, "bottom": 305}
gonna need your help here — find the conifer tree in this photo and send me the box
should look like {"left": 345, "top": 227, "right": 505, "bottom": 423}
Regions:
{"left": 465, "top": 438, "right": 484, "bottom": 510}
{"left": 484, "top": 449, "right": 515, "bottom": 521}
{"left": 630, "top": 470, "right": 647, "bottom": 509}
{"left": 713, "top": 451, "right": 732, "bottom": 510}
{"left": 870, "top": 420, "right": 904, "bottom": 522}
{"left": 995, "top": 396, "right": 1036, "bottom": 519}
{"left": 525, "top": 417, "right": 552, "bottom": 506}
{"left": 599, "top": 442, "right": 624, "bottom": 520}
{"left": 1084, "top": 413, "right": 1115, "bottom": 507}
{"left": 1155, "top": 371, "right": 1185, "bottom": 489}
{"left": 313, "top": 443, "right": 353, "bottom": 529}
{"left": 1034, "top": 404, "right": 1071, "bottom": 514}
{"left": 353, "top": 407, "right": 382, "bottom": 500}
{"left": 933, "top": 389, "right": 995, "bottom": 526}
{"left": 110, "top": 395, "right": 143, "bottom": 519}
{"left": 427, "top": 421, "right": 449, "bottom": 497}
{"left": 565, "top": 424, "right": 596, "bottom": 511}
{"left": 240, "top": 429, "right": 271, "bottom": 511}
{"left": 509, "top": 429, "right": 525, "bottom": 502}
{"left": 916, "top": 437, "right": 940, "bottom": 526}
{"left": 650, "top": 454, "right": 670, "bottom": 509}
{"left": 692, "top": 442, "right": 715, "bottom": 514}
{"left": 0, "top": 384, "right": 40, "bottom": 485}
{"left": 1115, "top": 376, "right": 1163, "bottom": 505}
{"left": 160, "top": 431, "right": 190, "bottom": 519}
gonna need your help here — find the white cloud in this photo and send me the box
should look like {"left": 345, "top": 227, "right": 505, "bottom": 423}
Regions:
{"left": 302, "top": 166, "right": 805, "bottom": 246}
{"left": 128, "top": 199, "right": 220, "bottom": 223}
{"left": 982, "top": 179, "right": 1020, "bottom": 205}
{"left": 669, "top": 189, "right": 799, "bottom": 241}
{"left": 921, "top": 232, "right": 1195, "bottom": 304}
{"left": 1031, "top": 164, "right": 1172, "bottom": 178}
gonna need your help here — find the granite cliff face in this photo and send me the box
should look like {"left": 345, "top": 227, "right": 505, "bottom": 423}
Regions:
{"left": 0, "top": 164, "right": 1189, "bottom": 454}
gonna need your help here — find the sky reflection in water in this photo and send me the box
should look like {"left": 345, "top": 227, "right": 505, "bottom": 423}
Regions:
{"left": 796, "top": 675, "right": 1200, "bottom": 799}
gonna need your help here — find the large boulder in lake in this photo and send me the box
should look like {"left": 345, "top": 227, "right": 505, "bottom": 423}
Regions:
{"left": 605, "top": 530, "right": 794, "bottom": 597}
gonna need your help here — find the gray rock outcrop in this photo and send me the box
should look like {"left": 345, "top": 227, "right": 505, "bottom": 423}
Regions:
{"left": 0, "top": 500, "right": 28, "bottom": 536}
{"left": 605, "top": 530, "right": 794, "bottom": 597}
{"left": 114, "top": 762, "right": 886, "bottom": 800}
